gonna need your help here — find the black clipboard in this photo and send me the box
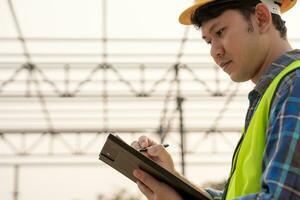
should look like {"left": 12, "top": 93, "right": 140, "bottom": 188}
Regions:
{"left": 99, "top": 134, "right": 212, "bottom": 200}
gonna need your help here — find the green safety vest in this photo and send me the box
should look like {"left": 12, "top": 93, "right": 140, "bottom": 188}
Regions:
{"left": 225, "top": 60, "right": 300, "bottom": 200}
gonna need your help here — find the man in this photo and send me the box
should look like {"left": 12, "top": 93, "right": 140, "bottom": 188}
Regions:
{"left": 131, "top": 0, "right": 300, "bottom": 199}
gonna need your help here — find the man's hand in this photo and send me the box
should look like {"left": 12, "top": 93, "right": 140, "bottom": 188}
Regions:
{"left": 131, "top": 135, "right": 175, "bottom": 172}
{"left": 133, "top": 168, "right": 183, "bottom": 200}
{"left": 131, "top": 135, "right": 182, "bottom": 200}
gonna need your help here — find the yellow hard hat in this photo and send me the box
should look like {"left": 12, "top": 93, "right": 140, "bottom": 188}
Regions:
{"left": 179, "top": 0, "right": 297, "bottom": 25}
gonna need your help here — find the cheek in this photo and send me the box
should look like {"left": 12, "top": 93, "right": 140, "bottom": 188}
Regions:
{"left": 223, "top": 35, "right": 242, "bottom": 57}
{"left": 227, "top": 36, "right": 252, "bottom": 66}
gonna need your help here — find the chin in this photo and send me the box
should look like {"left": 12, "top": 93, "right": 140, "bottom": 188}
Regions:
{"left": 229, "top": 74, "right": 249, "bottom": 83}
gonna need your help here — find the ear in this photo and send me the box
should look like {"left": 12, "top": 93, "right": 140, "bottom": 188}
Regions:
{"left": 254, "top": 3, "right": 272, "bottom": 33}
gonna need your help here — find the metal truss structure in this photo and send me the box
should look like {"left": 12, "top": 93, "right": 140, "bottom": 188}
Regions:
{"left": 0, "top": 58, "right": 247, "bottom": 157}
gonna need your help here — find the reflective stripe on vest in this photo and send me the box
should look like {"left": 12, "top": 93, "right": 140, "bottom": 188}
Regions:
{"left": 226, "top": 60, "right": 300, "bottom": 200}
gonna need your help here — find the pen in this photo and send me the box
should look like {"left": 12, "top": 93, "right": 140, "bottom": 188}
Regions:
{"left": 139, "top": 144, "right": 169, "bottom": 152}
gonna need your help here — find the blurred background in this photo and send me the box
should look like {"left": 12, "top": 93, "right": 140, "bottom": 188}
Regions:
{"left": 0, "top": 0, "right": 299, "bottom": 200}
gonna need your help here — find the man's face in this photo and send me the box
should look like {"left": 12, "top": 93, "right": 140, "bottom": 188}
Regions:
{"left": 201, "top": 9, "right": 266, "bottom": 82}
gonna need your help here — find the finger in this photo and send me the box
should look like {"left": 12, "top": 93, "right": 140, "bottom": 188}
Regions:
{"left": 136, "top": 180, "right": 154, "bottom": 200}
{"left": 138, "top": 135, "right": 157, "bottom": 148}
{"left": 133, "top": 169, "right": 160, "bottom": 192}
{"left": 147, "top": 144, "right": 171, "bottom": 161}
{"left": 131, "top": 141, "right": 141, "bottom": 150}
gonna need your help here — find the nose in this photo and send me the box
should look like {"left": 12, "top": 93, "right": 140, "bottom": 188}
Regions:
{"left": 210, "top": 40, "right": 225, "bottom": 63}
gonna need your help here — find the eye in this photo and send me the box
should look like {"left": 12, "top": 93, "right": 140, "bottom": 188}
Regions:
{"left": 216, "top": 27, "right": 226, "bottom": 37}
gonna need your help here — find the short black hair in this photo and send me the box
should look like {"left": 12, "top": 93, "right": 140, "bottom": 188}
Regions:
{"left": 191, "top": 0, "right": 287, "bottom": 39}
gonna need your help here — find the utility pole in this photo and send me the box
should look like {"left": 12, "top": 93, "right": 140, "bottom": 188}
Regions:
{"left": 174, "top": 64, "right": 186, "bottom": 175}
{"left": 13, "top": 165, "right": 19, "bottom": 200}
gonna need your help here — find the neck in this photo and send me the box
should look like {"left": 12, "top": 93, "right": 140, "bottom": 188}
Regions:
{"left": 251, "top": 38, "right": 292, "bottom": 84}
